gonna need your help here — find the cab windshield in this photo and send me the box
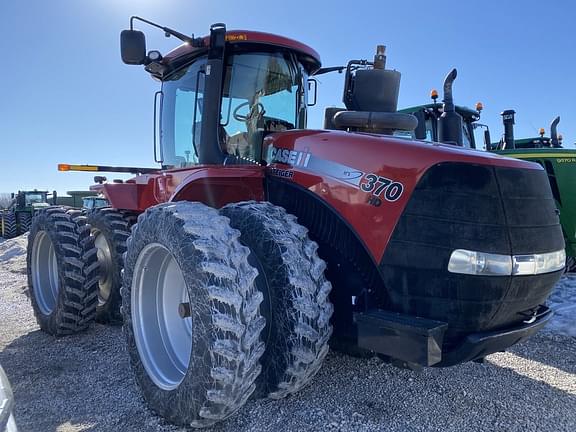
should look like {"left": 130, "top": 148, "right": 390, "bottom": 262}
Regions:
{"left": 160, "top": 50, "right": 305, "bottom": 168}
{"left": 25, "top": 193, "right": 46, "bottom": 205}
{"left": 220, "top": 51, "right": 302, "bottom": 160}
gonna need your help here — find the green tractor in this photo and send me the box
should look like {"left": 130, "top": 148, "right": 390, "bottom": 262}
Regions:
{"left": 400, "top": 71, "right": 576, "bottom": 270}
{"left": 1, "top": 190, "right": 54, "bottom": 238}
{"left": 493, "top": 111, "right": 563, "bottom": 150}
{"left": 397, "top": 71, "right": 486, "bottom": 149}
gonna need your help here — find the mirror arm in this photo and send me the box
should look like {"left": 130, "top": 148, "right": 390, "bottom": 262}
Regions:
{"left": 313, "top": 66, "right": 346, "bottom": 76}
{"left": 130, "top": 16, "right": 204, "bottom": 47}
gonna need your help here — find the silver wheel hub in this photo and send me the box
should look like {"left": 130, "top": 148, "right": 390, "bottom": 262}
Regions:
{"left": 93, "top": 229, "right": 114, "bottom": 306}
{"left": 31, "top": 231, "right": 60, "bottom": 315}
{"left": 132, "top": 243, "right": 192, "bottom": 390}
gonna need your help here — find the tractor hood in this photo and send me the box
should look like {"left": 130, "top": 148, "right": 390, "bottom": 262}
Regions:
{"left": 263, "top": 129, "right": 548, "bottom": 263}
{"left": 264, "top": 129, "right": 541, "bottom": 177}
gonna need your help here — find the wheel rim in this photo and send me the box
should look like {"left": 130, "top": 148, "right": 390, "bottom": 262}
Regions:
{"left": 132, "top": 243, "right": 192, "bottom": 390}
{"left": 93, "top": 229, "right": 113, "bottom": 306}
{"left": 31, "top": 231, "right": 60, "bottom": 315}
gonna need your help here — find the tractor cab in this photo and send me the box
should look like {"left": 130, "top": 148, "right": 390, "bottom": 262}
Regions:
{"left": 120, "top": 19, "right": 319, "bottom": 169}
{"left": 82, "top": 195, "right": 109, "bottom": 210}
{"left": 18, "top": 191, "right": 50, "bottom": 210}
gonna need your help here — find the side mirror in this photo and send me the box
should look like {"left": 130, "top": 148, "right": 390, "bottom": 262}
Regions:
{"left": 121, "top": 30, "right": 147, "bottom": 65}
{"left": 307, "top": 79, "right": 318, "bottom": 107}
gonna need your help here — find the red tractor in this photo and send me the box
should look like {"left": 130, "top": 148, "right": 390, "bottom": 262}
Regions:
{"left": 27, "top": 17, "right": 565, "bottom": 427}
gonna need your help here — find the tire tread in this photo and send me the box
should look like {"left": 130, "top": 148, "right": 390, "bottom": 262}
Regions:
{"left": 27, "top": 206, "right": 99, "bottom": 335}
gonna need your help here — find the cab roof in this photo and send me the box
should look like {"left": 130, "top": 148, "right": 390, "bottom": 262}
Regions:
{"left": 163, "top": 30, "right": 321, "bottom": 73}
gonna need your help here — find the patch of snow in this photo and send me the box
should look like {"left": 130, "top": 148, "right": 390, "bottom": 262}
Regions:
{"left": 0, "top": 234, "right": 27, "bottom": 262}
{"left": 546, "top": 274, "right": 576, "bottom": 337}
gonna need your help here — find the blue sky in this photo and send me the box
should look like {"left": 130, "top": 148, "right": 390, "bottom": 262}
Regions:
{"left": 1, "top": 0, "right": 574, "bottom": 194}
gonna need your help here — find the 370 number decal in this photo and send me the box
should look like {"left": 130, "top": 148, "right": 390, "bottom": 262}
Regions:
{"left": 360, "top": 174, "right": 404, "bottom": 201}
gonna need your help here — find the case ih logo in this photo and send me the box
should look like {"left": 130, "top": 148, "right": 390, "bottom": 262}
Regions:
{"left": 268, "top": 146, "right": 312, "bottom": 167}
{"left": 267, "top": 145, "right": 404, "bottom": 203}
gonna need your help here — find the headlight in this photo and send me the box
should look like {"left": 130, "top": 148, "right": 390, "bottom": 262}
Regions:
{"left": 448, "top": 249, "right": 565, "bottom": 276}
{"left": 448, "top": 249, "right": 513, "bottom": 276}
{"left": 514, "top": 251, "right": 566, "bottom": 275}
{"left": 0, "top": 366, "right": 17, "bottom": 432}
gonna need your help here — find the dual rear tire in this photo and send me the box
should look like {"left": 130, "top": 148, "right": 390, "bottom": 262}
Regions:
{"left": 1, "top": 211, "right": 34, "bottom": 238}
{"left": 26, "top": 206, "right": 132, "bottom": 334}
{"left": 27, "top": 207, "right": 99, "bottom": 335}
{"left": 86, "top": 208, "right": 131, "bottom": 323}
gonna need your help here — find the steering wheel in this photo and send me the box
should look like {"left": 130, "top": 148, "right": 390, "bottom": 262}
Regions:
{"left": 233, "top": 101, "right": 265, "bottom": 122}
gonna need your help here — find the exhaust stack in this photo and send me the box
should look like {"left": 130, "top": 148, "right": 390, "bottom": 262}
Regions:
{"left": 550, "top": 116, "right": 561, "bottom": 148}
{"left": 501, "top": 110, "right": 516, "bottom": 149}
{"left": 438, "top": 68, "right": 463, "bottom": 146}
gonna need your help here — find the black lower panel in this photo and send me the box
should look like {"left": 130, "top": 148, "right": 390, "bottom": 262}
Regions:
{"left": 437, "top": 305, "right": 553, "bottom": 366}
{"left": 379, "top": 163, "right": 563, "bottom": 347}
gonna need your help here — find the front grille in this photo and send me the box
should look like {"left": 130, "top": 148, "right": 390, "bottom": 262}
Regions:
{"left": 379, "top": 162, "right": 563, "bottom": 345}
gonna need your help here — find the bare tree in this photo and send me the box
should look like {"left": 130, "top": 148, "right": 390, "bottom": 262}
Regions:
{"left": 0, "top": 193, "right": 13, "bottom": 209}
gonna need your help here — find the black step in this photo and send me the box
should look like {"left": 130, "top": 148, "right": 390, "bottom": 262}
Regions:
{"left": 356, "top": 310, "right": 448, "bottom": 366}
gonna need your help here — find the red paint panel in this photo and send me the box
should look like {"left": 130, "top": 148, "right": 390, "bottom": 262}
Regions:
{"left": 168, "top": 167, "right": 265, "bottom": 208}
{"left": 97, "top": 166, "right": 264, "bottom": 212}
{"left": 264, "top": 130, "right": 542, "bottom": 263}
{"left": 94, "top": 177, "right": 161, "bottom": 211}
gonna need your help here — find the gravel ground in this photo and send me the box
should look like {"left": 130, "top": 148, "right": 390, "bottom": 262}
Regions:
{"left": 1, "top": 235, "right": 575, "bottom": 432}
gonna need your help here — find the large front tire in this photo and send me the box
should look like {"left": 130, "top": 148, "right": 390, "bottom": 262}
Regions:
{"left": 26, "top": 207, "right": 99, "bottom": 335}
{"left": 221, "top": 201, "right": 333, "bottom": 399}
{"left": 122, "top": 202, "right": 266, "bottom": 427}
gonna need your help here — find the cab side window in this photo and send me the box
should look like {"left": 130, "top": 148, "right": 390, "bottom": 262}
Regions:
{"left": 161, "top": 57, "right": 207, "bottom": 168}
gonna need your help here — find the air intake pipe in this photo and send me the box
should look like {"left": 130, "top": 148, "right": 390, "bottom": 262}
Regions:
{"left": 342, "top": 46, "right": 401, "bottom": 113}
{"left": 438, "top": 69, "right": 463, "bottom": 146}
{"left": 550, "top": 116, "right": 561, "bottom": 148}
{"left": 501, "top": 110, "right": 516, "bottom": 149}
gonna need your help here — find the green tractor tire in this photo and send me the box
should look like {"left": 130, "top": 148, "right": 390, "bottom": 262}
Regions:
{"left": 17, "top": 212, "right": 32, "bottom": 235}
{"left": 1, "top": 211, "right": 17, "bottom": 239}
